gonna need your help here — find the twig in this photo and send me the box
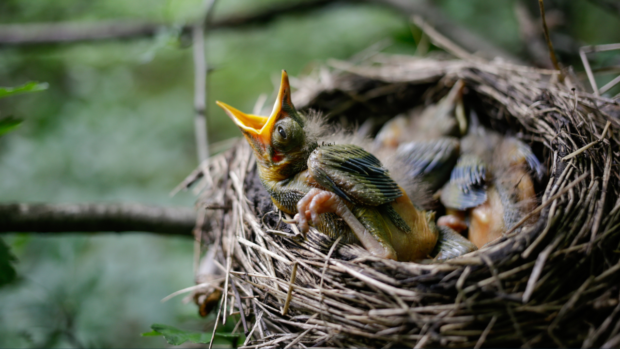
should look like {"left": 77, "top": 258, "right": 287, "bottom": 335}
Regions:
{"left": 514, "top": 1, "right": 553, "bottom": 68}
{"left": 222, "top": 199, "right": 234, "bottom": 325}
{"left": 319, "top": 236, "right": 343, "bottom": 299}
{"left": 562, "top": 121, "right": 611, "bottom": 161}
{"left": 160, "top": 278, "right": 225, "bottom": 302}
{"left": 238, "top": 237, "right": 292, "bottom": 265}
{"left": 243, "top": 311, "right": 263, "bottom": 347}
{"left": 193, "top": 0, "right": 217, "bottom": 163}
{"left": 538, "top": 0, "right": 562, "bottom": 73}
{"left": 581, "top": 43, "right": 620, "bottom": 53}
{"left": 0, "top": 203, "right": 195, "bottom": 235}
{"left": 548, "top": 276, "right": 594, "bottom": 332}
{"left": 600, "top": 75, "right": 620, "bottom": 95}
{"left": 284, "top": 327, "right": 313, "bottom": 349}
{"left": 579, "top": 44, "right": 620, "bottom": 96}
{"left": 474, "top": 316, "right": 497, "bottom": 349}
{"left": 209, "top": 294, "right": 224, "bottom": 349}
{"left": 231, "top": 279, "right": 249, "bottom": 335}
{"left": 603, "top": 334, "right": 620, "bottom": 349}
{"left": 522, "top": 237, "right": 561, "bottom": 302}
{"left": 411, "top": 16, "right": 482, "bottom": 63}
{"left": 583, "top": 296, "right": 620, "bottom": 348}
{"left": 580, "top": 48, "right": 599, "bottom": 96}
{"left": 193, "top": 25, "right": 209, "bottom": 163}
{"left": 281, "top": 262, "right": 298, "bottom": 316}
{"left": 589, "top": 142, "right": 612, "bottom": 248}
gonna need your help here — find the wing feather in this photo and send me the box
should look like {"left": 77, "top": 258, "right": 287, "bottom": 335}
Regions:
{"left": 308, "top": 144, "right": 402, "bottom": 206}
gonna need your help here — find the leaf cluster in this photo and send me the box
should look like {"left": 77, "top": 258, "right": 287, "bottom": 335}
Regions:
{"left": 142, "top": 322, "right": 242, "bottom": 347}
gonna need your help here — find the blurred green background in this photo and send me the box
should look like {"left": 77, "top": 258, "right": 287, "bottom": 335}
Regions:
{"left": 0, "top": 0, "right": 618, "bottom": 347}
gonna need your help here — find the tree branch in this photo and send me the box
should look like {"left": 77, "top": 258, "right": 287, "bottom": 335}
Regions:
{"left": 0, "top": 203, "right": 196, "bottom": 236}
{"left": 0, "top": 0, "right": 525, "bottom": 65}
{"left": 193, "top": 0, "right": 217, "bottom": 164}
{"left": 0, "top": 0, "right": 334, "bottom": 45}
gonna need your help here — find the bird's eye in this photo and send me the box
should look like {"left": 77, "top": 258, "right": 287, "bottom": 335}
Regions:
{"left": 277, "top": 126, "right": 287, "bottom": 139}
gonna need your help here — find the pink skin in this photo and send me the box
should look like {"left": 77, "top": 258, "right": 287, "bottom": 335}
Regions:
{"left": 293, "top": 188, "right": 395, "bottom": 260}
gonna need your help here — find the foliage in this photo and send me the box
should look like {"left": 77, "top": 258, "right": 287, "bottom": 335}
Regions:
{"left": 0, "top": 238, "right": 17, "bottom": 287}
{"left": 0, "top": 81, "right": 48, "bottom": 137}
{"left": 143, "top": 322, "right": 242, "bottom": 347}
{"left": 0, "top": 82, "right": 49, "bottom": 288}
{"left": 0, "top": 117, "right": 22, "bottom": 137}
{"left": 0, "top": 81, "right": 48, "bottom": 99}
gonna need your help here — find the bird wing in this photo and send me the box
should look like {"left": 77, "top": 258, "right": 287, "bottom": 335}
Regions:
{"left": 502, "top": 138, "right": 544, "bottom": 181}
{"left": 396, "top": 137, "right": 460, "bottom": 191}
{"left": 308, "top": 144, "right": 402, "bottom": 206}
{"left": 440, "top": 153, "right": 488, "bottom": 210}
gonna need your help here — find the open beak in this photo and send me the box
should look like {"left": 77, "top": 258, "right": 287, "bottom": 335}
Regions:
{"left": 216, "top": 70, "right": 291, "bottom": 146}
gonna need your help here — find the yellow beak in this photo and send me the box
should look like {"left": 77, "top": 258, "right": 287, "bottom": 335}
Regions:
{"left": 216, "top": 70, "right": 292, "bottom": 145}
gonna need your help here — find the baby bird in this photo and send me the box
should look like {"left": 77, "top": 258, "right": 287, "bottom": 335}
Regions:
{"left": 373, "top": 80, "right": 543, "bottom": 249}
{"left": 374, "top": 80, "right": 467, "bottom": 148}
{"left": 217, "top": 71, "right": 475, "bottom": 261}
{"left": 373, "top": 80, "right": 466, "bottom": 192}
{"left": 438, "top": 115, "right": 543, "bottom": 248}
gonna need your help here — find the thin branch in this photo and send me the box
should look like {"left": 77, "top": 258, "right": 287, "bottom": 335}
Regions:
{"left": 538, "top": 0, "right": 562, "bottom": 72}
{"left": 600, "top": 74, "right": 620, "bottom": 95}
{"left": 0, "top": 203, "right": 196, "bottom": 236}
{"left": 193, "top": 0, "right": 217, "bottom": 163}
{"left": 514, "top": 1, "right": 554, "bottom": 69}
{"left": 0, "top": 0, "right": 335, "bottom": 45}
{"left": 581, "top": 43, "right": 620, "bottom": 53}
{"left": 580, "top": 48, "right": 599, "bottom": 95}
{"left": 411, "top": 16, "right": 481, "bottom": 63}
{"left": 579, "top": 44, "right": 620, "bottom": 96}
{"left": 193, "top": 26, "right": 208, "bottom": 163}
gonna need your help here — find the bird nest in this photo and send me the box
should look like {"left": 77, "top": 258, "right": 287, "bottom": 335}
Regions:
{"left": 180, "top": 54, "right": 620, "bottom": 348}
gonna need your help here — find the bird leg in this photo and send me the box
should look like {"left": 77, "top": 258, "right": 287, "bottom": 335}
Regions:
{"left": 294, "top": 188, "right": 396, "bottom": 260}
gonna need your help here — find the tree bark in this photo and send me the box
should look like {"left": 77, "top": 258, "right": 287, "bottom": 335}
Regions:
{"left": 0, "top": 203, "right": 196, "bottom": 236}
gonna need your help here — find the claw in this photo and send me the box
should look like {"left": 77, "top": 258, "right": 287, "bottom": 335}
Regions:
{"left": 295, "top": 188, "right": 396, "bottom": 260}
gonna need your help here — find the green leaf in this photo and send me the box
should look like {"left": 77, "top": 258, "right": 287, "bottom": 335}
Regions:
{"left": 144, "top": 323, "right": 240, "bottom": 346}
{"left": 0, "top": 238, "right": 17, "bottom": 287}
{"left": 140, "top": 331, "right": 162, "bottom": 337}
{"left": 147, "top": 324, "right": 213, "bottom": 346}
{"left": 0, "top": 117, "right": 23, "bottom": 137}
{"left": 0, "top": 81, "right": 48, "bottom": 99}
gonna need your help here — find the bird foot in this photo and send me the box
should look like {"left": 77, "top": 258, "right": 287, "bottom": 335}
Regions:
{"left": 294, "top": 188, "right": 349, "bottom": 233}
{"left": 293, "top": 188, "right": 396, "bottom": 260}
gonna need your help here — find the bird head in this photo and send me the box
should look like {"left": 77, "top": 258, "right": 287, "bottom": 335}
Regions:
{"left": 217, "top": 71, "right": 314, "bottom": 182}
